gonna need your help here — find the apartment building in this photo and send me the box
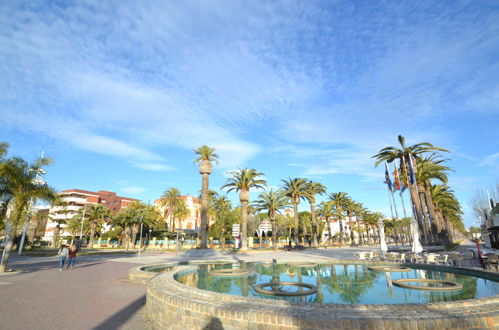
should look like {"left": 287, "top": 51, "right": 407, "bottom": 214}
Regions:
{"left": 43, "top": 189, "right": 137, "bottom": 242}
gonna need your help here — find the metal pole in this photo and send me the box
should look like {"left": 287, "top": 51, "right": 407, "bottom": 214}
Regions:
{"left": 390, "top": 191, "right": 399, "bottom": 219}
{"left": 399, "top": 191, "right": 407, "bottom": 218}
{"left": 387, "top": 188, "right": 395, "bottom": 220}
{"left": 18, "top": 200, "right": 32, "bottom": 255}
{"left": 176, "top": 231, "right": 179, "bottom": 256}
{"left": 79, "top": 204, "right": 87, "bottom": 240}
{"left": 138, "top": 217, "right": 143, "bottom": 257}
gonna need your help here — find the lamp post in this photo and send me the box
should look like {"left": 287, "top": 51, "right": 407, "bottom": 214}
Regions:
{"left": 78, "top": 203, "right": 88, "bottom": 251}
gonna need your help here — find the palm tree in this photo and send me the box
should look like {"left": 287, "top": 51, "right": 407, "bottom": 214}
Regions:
{"left": 281, "top": 178, "right": 308, "bottom": 246}
{"left": 304, "top": 181, "right": 326, "bottom": 247}
{"left": 352, "top": 202, "right": 365, "bottom": 245}
{"left": 416, "top": 155, "right": 451, "bottom": 243}
{"left": 372, "top": 135, "right": 448, "bottom": 245}
{"left": 173, "top": 199, "right": 190, "bottom": 229}
{"left": 86, "top": 204, "right": 110, "bottom": 248}
{"left": 212, "top": 195, "right": 233, "bottom": 248}
{"left": 194, "top": 145, "right": 219, "bottom": 249}
{"left": 221, "top": 168, "right": 266, "bottom": 250}
{"left": 66, "top": 214, "right": 90, "bottom": 242}
{"left": 318, "top": 201, "right": 334, "bottom": 244}
{"left": 430, "top": 185, "right": 463, "bottom": 243}
{"left": 253, "top": 190, "right": 289, "bottom": 251}
{"left": 343, "top": 198, "right": 357, "bottom": 245}
{"left": 159, "top": 187, "right": 181, "bottom": 231}
{"left": 0, "top": 155, "right": 55, "bottom": 272}
{"left": 328, "top": 192, "right": 349, "bottom": 245}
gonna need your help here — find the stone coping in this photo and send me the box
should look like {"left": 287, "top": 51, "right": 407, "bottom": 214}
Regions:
{"left": 142, "top": 260, "right": 499, "bottom": 329}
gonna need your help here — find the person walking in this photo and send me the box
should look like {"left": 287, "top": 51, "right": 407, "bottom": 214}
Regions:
{"left": 67, "top": 245, "right": 77, "bottom": 270}
{"left": 58, "top": 244, "right": 69, "bottom": 271}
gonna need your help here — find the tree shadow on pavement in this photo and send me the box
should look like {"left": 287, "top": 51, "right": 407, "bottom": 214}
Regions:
{"left": 92, "top": 294, "right": 146, "bottom": 330}
{"left": 8, "top": 260, "right": 105, "bottom": 273}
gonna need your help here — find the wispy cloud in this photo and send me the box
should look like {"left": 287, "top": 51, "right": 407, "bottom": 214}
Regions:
{"left": 480, "top": 153, "right": 499, "bottom": 168}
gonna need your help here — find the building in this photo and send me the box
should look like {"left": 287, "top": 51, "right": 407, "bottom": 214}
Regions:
{"left": 43, "top": 189, "right": 138, "bottom": 242}
{"left": 483, "top": 201, "right": 499, "bottom": 249}
{"left": 154, "top": 195, "right": 214, "bottom": 232}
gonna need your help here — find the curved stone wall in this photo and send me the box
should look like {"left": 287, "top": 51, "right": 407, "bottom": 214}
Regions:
{"left": 145, "top": 264, "right": 499, "bottom": 329}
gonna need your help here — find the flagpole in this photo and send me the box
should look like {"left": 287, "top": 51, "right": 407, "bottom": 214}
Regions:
{"left": 390, "top": 191, "right": 399, "bottom": 219}
{"left": 387, "top": 187, "right": 395, "bottom": 221}
{"left": 384, "top": 162, "right": 396, "bottom": 222}
{"left": 399, "top": 191, "right": 407, "bottom": 218}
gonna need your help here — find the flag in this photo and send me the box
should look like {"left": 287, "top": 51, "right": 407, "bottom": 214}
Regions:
{"left": 408, "top": 154, "right": 416, "bottom": 185}
{"left": 401, "top": 157, "right": 410, "bottom": 187}
{"left": 384, "top": 162, "right": 393, "bottom": 191}
{"left": 393, "top": 161, "right": 401, "bottom": 191}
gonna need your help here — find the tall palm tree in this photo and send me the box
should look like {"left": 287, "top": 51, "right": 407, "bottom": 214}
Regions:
{"left": 253, "top": 190, "right": 289, "bottom": 251}
{"left": 372, "top": 135, "right": 448, "bottom": 245}
{"left": 430, "top": 185, "right": 463, "bottom": 243}
{"left": 194, "top": 145, "right": 219, "bottom": 249}
{"left": 343, "top": 198, "right": 357, "bottom": 245}
{"left": 221, "top": 168, "right": 266, "bottom": 250}
{"left": 212, "top": 195, "right": 233, "bottom": 248}
{"left": 416, "top": 155, "right": 451, "bottom": 243}
{"left": 328, "top": 192, "right": 349, "bottom": 244}
{"left": 86, "top": 204, "right": 110, "bottom": 248}
{"left": 159, "top": 187, "right": 181, "bottom": 231}
{"left": 281, "top": 178, "right": 308, "bottom": 246}
{"left": 318, "top": 201, "right": 334, "bottom": 244}
{"left": 304, "top": 181, "right": 326, "bottom": 246}
{"left": 173, "top": 199, "right": 190, "bottom": 229}
{"left": 352, "top": 202, "right": 365, "bottom": 245}
{"left": 0, "top": 155, "right": 55, "bottom": 272}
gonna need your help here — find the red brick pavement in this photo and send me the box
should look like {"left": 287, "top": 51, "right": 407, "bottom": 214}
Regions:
{"left": 0, "top": 255, "right": 150, "bottom": 330}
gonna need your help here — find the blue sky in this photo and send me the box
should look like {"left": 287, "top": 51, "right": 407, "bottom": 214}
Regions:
{"left": 1, "top": 1, "right": 498, "bottom": 228}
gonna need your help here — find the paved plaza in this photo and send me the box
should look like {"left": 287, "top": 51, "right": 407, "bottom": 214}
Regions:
{"left": 0, "top": 247, "right": 374, "bottom": 330}
{"left": 0, "top": 244, "right": 496, "bottom": 329}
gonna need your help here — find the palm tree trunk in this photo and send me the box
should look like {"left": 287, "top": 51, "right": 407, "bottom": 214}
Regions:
{"left": 417, "top": 183, "right": 434, "bottom": 244}
{"left": 272, "top": 216, "right": 277, "bottom": 252}
{"left": 424, "top": 184, "right": 442, "bottom": 243}
{"left": 339, "top": 218, "right": 344, "bottom": 245}
{"left": 89, "top": 221, "right": 95, "bottom": 248}
{"left": 408, "top": 183, "right": 428, "bottom": 245}
{"left": 348, "top": 213, "right": 354, "bottom": 246}
{"left": 200, "top": 173, "right": 209, "bottom": 249}
{"left": 131, "top": 224, "right": 138, "bottom": 248}
{"left": 0, "top": 217, "right": 14, "bottom": 273}
{"left": 310, "top": 202, "right": 318, "bottom": 247}
{"left": 241, "top": 199, "right": 248, "bottom": 250}
{"left": 293, "top": 201, "right": 299, "bottom": 246}
{"left": 356, "top": 215, "right": 363, "bottom": 245}
{"left": 52, "top": 226, "right": 60, "bottom": 247}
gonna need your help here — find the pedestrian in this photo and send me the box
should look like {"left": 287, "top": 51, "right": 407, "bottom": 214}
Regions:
{"left": 58, "top": 244, "right": 69, "bottom": 271}
{"left": 67, "top": 245, "right": 77, "bottom": 270}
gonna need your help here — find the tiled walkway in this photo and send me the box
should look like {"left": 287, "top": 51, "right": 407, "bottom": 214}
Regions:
{"left": 0, "top": 245, "right": 496, "bottom": 329}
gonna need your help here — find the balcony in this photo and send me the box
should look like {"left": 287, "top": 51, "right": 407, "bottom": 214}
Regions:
{"left": 62, "top": 196, "right": 88, "bottom": 204}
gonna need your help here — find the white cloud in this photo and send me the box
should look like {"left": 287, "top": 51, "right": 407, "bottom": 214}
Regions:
{"left": 480, "top": 153, "right": 499, "bottom": 167}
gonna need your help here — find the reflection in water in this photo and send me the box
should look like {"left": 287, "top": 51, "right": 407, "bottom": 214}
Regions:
{"left": 173, "top": 262, "right": 499, "bottom": 305}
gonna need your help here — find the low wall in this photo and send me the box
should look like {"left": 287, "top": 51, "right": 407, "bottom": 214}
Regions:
{"left": 145, "top": 264, "right": 499, "bottom": 330}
